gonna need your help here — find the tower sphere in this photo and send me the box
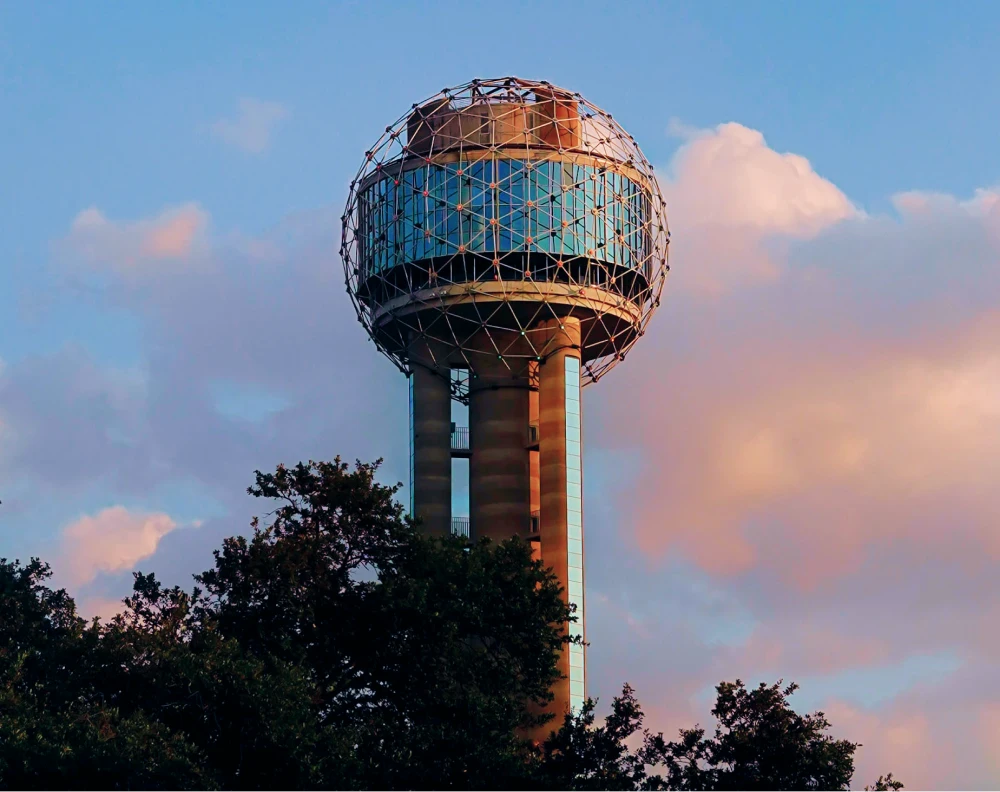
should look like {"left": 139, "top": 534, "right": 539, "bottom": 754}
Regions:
{"left": 341, "top": 77, "right": 669, "bottom": 397}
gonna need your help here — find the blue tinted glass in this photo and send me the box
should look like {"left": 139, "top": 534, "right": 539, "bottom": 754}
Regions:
{"left": 360, "top": 157, "right": 650, "bottom": 277}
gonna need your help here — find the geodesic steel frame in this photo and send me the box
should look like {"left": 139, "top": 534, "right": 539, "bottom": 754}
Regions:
{"left": 341, "top": 77, "right": 669, "bottom": 400}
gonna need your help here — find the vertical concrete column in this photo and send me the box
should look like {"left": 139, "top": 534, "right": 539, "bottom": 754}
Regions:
{"left": 537, "top": 316, "right": 584, "bottom": 723}
{"left": 529, "top": 363, "right": 541, "bottom": 564}
{"left": 410, "top": 363, "right": 452, "bottom": 537}
{"left": 469, "top": 356, "right": 531, "bottom": 543}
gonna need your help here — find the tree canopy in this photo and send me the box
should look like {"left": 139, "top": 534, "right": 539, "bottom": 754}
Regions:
{"left": 0, "top": 458, "right": 899, "bottom": 790}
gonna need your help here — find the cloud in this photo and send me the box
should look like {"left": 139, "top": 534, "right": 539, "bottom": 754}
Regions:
{"left": 597, "top": 125, "right": 1000, "bottom": 590}
{"left": 735, "top": 625, "right": 891, "bottom": 677}
{"left": 210, "top": 98, "right": 288, "bottom": 154}
{"left": 26, "top": 202, "right": 407, "bottom": 591}
{"left": 78, "top": 595, "right": 127, "bottom": 621}
{"left": 820, "top": 663, "right": 1000, "bottom": 791}
{"left": 58, "top": 506, "right": 178, "bottom": 586}
{"left": 616, "top": 315, "right": 1000, "bottom": 585}
{"left": 573, "top": 121, "right": 1000, "bottom": 787}
{"left": 981, "top": 704, "right": 1000, "bottom": 781}
{"left": 0, "top": 347, "right": 150, "bottom": 491}
{"left": 583, "top": 564, "right": 997, "bottom": 789}
{"left": 826, "top": 700, "right": 937, "bottom": 787}
{"left": 658, "top": 122, "right": 857, "bottom": 294}
{"left": 64, "top": 203, "right": 207, "bottom": 271}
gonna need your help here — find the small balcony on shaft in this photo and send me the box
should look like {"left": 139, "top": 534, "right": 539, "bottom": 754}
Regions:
{"left": 450, "top": 424, "right": 471, "bottom": 458}
{"left": 451, "top": 516, "right": 470, "bottom": 538}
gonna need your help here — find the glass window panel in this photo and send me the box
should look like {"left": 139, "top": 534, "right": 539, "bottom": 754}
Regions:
{"left": 360, "top": 156, "right": 647, "bottom": 282}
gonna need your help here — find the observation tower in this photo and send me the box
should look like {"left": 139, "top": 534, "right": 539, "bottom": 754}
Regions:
{"left": 341, "top": 77, "right": 669, "bottom": 721}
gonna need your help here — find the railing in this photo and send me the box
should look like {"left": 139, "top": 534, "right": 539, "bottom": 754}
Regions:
{"left": 451, "top": 516, "right": 470, "bottom": 538}
{"left": 450, "top": 425, "right": 470, "bottom": 454}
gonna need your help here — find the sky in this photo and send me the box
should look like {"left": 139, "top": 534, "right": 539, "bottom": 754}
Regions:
{"left": 2, "top": 1, "right": 1000, "bottom": 787}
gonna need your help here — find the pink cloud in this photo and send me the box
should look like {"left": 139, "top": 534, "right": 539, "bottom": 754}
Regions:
{"left": 65, "top": 203, "right": 207, "bottom": 269}
{"left": 598, "top": 127, "right": 1000, "bottom": 588}
{"left": 826, "top": 700, "right": 940, "bottom": 788}
{"left": 735, "top": 626, "right": 891, "bottom": 677}
{"left": 615, "top": 302, "right": 1000, "bottom": 589}
{"left": 580, "top": 123, "right": 1000, "bottom": 787}
{"left": 140, "top": 207, "right": 205, "bottom": 259}
{"left": 78, "top": 595, "right": 127, "bottom": 621}
{"left": 980, "top": 704, "right": 1000, "bottom": 781}
{"left": 59, "top": 506, "right": 178, "bottom": 586}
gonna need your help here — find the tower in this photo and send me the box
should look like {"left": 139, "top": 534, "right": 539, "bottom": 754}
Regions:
{"left": 341, "top": 77, "right": 669, "bottom": 722}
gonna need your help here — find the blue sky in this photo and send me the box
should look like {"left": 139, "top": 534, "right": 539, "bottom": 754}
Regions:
{"left": 2, "top": 3, "right": 1000, "bottom": 786}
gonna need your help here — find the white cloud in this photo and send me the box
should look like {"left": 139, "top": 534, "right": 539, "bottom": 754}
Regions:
{"left": 211, "top": 98, "right": 288, "bottom": 154}
{"left": 659, "top": 122, "right": 857, "bottom": 293}
{"left": 665, "top": 122, "right": 856, "bottom": 236}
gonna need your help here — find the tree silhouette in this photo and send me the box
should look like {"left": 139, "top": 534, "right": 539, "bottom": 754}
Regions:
{"left": 0, "top": 458, "right": 900, "bottom": 790}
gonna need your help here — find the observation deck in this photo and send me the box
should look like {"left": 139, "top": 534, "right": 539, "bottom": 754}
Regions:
{"left": 342, "top": 78, "right": 669, "bottom": 387}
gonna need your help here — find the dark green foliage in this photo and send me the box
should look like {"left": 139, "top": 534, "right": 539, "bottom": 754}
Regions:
{"left": 534, "top": 684, "right": 671, "bottom": 790}
{"left": 535, "top": 680, "right": 879, "bottom": 791}
{"left": 193, "top": 459, "right": 571, "bottom": 788}
{"left": 865, "top": 773, "right": 905, "bottom": 791}
{"left": 0, "top": 559, "right": 208, "bottom": 789}
{"left": 657, "top": 680, "right": 860, "bottom": 790}
{"left": 0, "top": 459, "right": 570, "bottom": 789}
{"left": 0, "top": 459, "right": 898, "bottom": 790}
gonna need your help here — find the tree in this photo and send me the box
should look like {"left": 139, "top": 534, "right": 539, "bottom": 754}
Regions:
{"left": 534, "top": 684, "right": 669, "bottom": 790}
{"left": 538, "top": 680, "right": 903, "bottom": 791}
{"left": 1, "top": 458, "right": 575, "bottom": 789}
{"left": 659, "top": 680, "right": 858, "bottom": 790}
{"left": 193, "top": 458, "right": 574, "bottom": 788}
{"left": 0, "top": 559, "right": 209, "bottom": 789}
{"left": 0, "top": 459, "right": 900, "bottom": 790}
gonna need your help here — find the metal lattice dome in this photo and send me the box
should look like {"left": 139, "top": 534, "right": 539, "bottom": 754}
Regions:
{"left": 341, "top": 77, "right": 669, "bottom": 398}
